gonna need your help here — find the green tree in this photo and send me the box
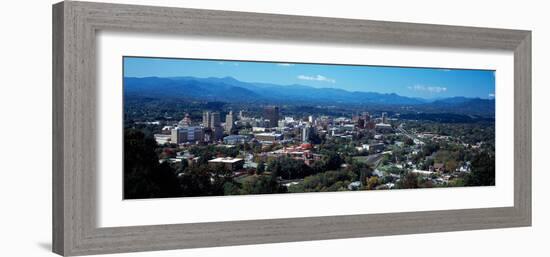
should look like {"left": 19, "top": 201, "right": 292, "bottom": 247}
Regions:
{"left": 124, "top": 129, "right": 181, "bottom": 199}
{"left": 311, "top": 160, "right": 327, "bottom": 175}
{"left": 223, "top": 181, "right": 241, "bottom": 195}
{"left": 465, "top": 152, "right": 495, "bottom": 186}
{"left": 289, "top": 170, "right": 355, "bottom": 193}
{"left": 240, "top": 175, "right": 285, "bottom": 195}
{"left": 325, "top": 153, "right": 343, "bottom": 171}
{"left": 445, "top": 159, "right": 458, "bottom": 173}
{"left": 400, "top": 172, "right": 419, "bottom": 189}
{"left": 349, "top": 162, "right": 372, "bottom": 183}
{"left": 257, "top": 161, "right": 266, "bottom": 175}
{"left": 267, "top": 157, "right": 313, "bottom": 180}
{"left": 308, "top": 132, "right": 322, "bottom": 144}
{"left": 178, "top": 164, "right": 215, "bottom": 196}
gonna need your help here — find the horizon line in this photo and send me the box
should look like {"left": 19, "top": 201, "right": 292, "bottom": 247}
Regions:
{"left": 123, "top": 75, "right": 495, "bottom": 101}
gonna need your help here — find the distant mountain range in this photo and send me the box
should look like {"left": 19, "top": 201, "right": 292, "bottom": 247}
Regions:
{"left": 124, "top": 76, "right": 494, "bottom": 116}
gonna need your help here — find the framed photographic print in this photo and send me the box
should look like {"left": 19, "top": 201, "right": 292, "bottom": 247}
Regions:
{"left": 53, "top": 1, "right": 531, "bottom": 256}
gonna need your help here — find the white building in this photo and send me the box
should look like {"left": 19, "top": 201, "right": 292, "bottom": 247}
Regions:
{"left": 154, "top": 134, "right": 171, "bottom": 145}
{"left": 171, "top": 126, "right": 204, "bottom": 144}
{"left": 225, "top": 111, "right": 234, "bottom": 133}
{"left": 410, "top": 169, "right": 435, "bottom": 176}
{"left": 375, "top": 123, "right": 393, "bottom": 133}
{"left": 208, "top": 157, "right": 244, "bottom": 171}
{"left": 252, "top": 127, "right": 267, "bottom": 132}
{"left": 255, "top": 132, "right": 283, "bottom": 143}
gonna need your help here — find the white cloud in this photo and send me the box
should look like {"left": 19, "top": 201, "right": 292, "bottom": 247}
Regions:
{"left": 297, "top": 74, "right": 336, "bottom": 83}
{"left": 276, "top": 63, "right": 294, "bottom": 67}
{"left": 488, "top": 93, "right": 495, "bottom": 98}
{"left": 408, "top": 85, "right": 447, "bottom": 93}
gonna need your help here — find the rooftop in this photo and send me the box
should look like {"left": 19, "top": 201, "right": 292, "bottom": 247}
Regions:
{"left": 255, "top": 132, "right": 283, "bottom": 137}
{"left": 208, "top": 157, "right": 244, "bottom": 163}
{"left": 224, "top": 135, "right": 250, "bottom": 139}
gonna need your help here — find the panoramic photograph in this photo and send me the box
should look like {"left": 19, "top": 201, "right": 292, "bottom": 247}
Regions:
{"left": 123, "top": 57, "right": 496, "bottom": 200}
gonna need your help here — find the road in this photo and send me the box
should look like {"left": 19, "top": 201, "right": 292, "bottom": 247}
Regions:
{"left": 397, "top": 123, "right": 425, "bottom": 144}
{"left": 365, "top": 153, "right": 385, "bottom": 168}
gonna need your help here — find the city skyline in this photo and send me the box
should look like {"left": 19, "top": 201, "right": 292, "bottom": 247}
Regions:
{"left": 124, "top": 57, "right": 496, "bottom": 99}
{"left": 123, "top": 56, "right": 496, "bottom": 199}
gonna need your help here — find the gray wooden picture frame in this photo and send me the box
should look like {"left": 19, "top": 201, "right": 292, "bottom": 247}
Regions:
{"left": 52, "top": 1, "right": 531, "bottom": 256}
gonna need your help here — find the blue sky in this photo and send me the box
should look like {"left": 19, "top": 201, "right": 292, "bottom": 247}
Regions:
{"left": 124, "top": 57, "right": 495, "bottom": 99}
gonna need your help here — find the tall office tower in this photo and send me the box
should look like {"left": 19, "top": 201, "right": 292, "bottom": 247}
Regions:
{"left": 210, "top": 112, "right": 223, "bottom": 140}
{"left": 382, "top": 112, "right": 387, "bottom": 124}
{"left": 302, "top": 125, "right": 312, "bottom": 143}
{"left": 225, "top": 111, "right": 234, "bottom": 134}
{"left": 212, "top": 126, "right": 224, "bottom": 141}
{"left": 264, "top": 106, "right": 279, "bottom": 128}
{"left": 366, "top": 120, "right": 376, "bottom": 130}
{"left": 203, "top": 128, "right": 212, "bottom": 143}
{"left": 363, "top": 112, "right": 371, "bottom": 122}
{"left": 308, "top": 115, "right": 314, "bottom": 123}
{"left": 239, "top": 110, "right": 244, "bottom": 119}
{"left": 210, "top": 112, "right": 221, "bottom": 128}
{"left": 202, "top": 111, "right": 211, "bottom": 128}
{"left": 356, "top": 118, "right": 365, "bottom": 129}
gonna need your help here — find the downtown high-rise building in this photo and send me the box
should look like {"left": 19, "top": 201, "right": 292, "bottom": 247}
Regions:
{"left": 202, "top": 111, "right": 223, "bottom": 141}
{"left": 302, "top": 125, "right": 312, "bottom": 143}
{"left": 356, "top": 118, "right": 366, "bottom": 129}
{"left": 363, "top": 112, "right": 371, "bottom": 122}
{"left": 211, "top": 112, "right": 223, "bottom": 141}
{"left": 225, "top": 111, "right": 234, "bottom": 134}
{"left": 202, "top": 111, "right": 211, "bottom": 128}
{"left": 210, "top": 112, "right": 221, "bottom": 128}
{"left": 264, "top": 106, "right": 279, "bottom": 128}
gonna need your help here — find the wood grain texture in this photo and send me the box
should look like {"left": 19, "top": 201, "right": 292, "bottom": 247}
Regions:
{"left": 514, "top": 32, "right": 532, "bottom": 224}
{"left": 52, "top": 2, "right": 65, "bottom": 254}
{"left": 52, "top": 1, "right": 532, "bottom": 256}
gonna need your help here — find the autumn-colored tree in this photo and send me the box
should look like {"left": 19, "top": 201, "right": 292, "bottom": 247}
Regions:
{"left": 367, "top": 176, "right": 379, "bottom": 190}
{"left": 401, "top": 172, "right": 419, "bottom": 189}
{"left": 445, "top": 159, "right": 458, "bottom": 173}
